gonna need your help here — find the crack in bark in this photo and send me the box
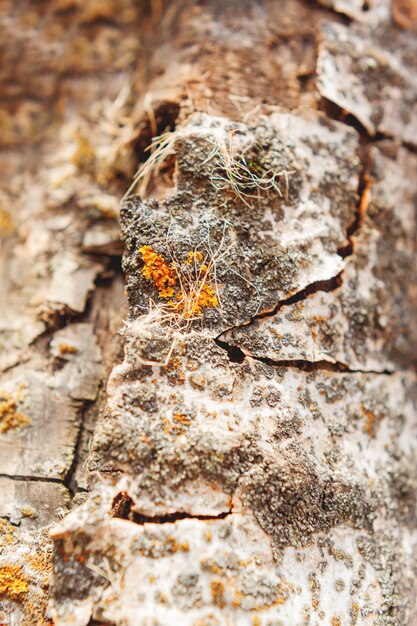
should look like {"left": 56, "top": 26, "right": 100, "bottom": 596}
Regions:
{"left": 131, "top": 510, "right": 233, "bottom": 524}
{"left": 110, "top": 491, "right": 233, "bottom": 524}
{"left": 214, "top": 339, "right": 395, "bottom": 375}
{"left": 0, "top": 472, "right": 66, "bottom": 485}
{"left": 215, "top": 125, "right": 373, "bottom": 372}
{"left": 245, "top": 354, "right": 394, "bottom": 376}
{"left": 319, "top": 97, "right": 393, "bottom": 142}
{"left": 244, "top": 273, "right": 344, "bottom": 327}
{"left": 63, "top": 402, "right": 93, "bottom": 500}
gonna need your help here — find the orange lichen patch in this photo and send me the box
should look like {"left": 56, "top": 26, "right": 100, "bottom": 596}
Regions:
{"left": 311, "top": 315, "right": 328, "bottom": 341}
{"left": 331, "top": 618, "right": 341, "bottom": 626}
{"left": 362, "top": 405, "right": 383, "bottom": 438}
{"left": 72, "top": 551, "right": 88, "bottom": 564}
{"left": 211, "top": 579, "right": 226, "bottom": 608}
{"left": 163, "top": 357, "right": 185, "bottom": 386}
{"left": 163, "top": 419, "right": 174, "bottom": 435}
{"left": 328, "top": 546, "right": 353, "bottom": 568}
{"left": 140, "top": 245, "right": 178, "bottom": 299}
{"left": 0, "top": 391, "right": 31, "bottom": 434}
{"left": 232, "top": 590, "right": 241, "bottom": 608}
{"left": 233, "top": 581, "right": 290, "bottom": 612}
{"left": 252, "top": 617, "right": 261, "bottom": 626}
{"left": 185, "top": 250, "right": 203, "bottom": 265}
{"left": 58, "top": 342, "right": 78, "bottom": 355}
{"left": 164, "top": 536, "right": 189, "bottom": 553}
{"left": 139, "top": 245, "right": 219, "bottom": 318}
{"left": 173, "top": 412, "right": 191, "bottom": 425}
{"left": 309, "top": 574, "right": 320, "bottom": 591}
{"left": 350, "top": 602, "right": 360, "bottom": 625}
{"left": 27, "top": 550, "right": 52, "bottom": 576}
{"left": 176, "top": 283, "right": 218, "bottom": 317}
{"left": 163, "top": 413, "right": 192, "bottom": 436}
{"left": 20, "top": 506, "right": 37, "bottom": 518}
{"left": 200, "top": 559, "right": 224, "bottom": 575}
{"left": 0, "top": 208, "right": 14, "bottom": 234}
{"left": 288, "top": 301, "right": 305, "bottom": 321}
{"left": 238, "top": 558, "right": 255, "bottom": 568}
{"left": 0, "top": 564, "right": 29, "bottom": 601}
{"left": 309, "top": 572, "right": 320, "bottom": 611}
{"left": 0, "top": 519, "right": 15, "bottom": 547}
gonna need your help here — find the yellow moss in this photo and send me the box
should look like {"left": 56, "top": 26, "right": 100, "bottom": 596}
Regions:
{"left": 0, "top": 564, "right": 29, "bottom": 601}
{"left": 0, "top": 391, "right": 31, "bottom": 434}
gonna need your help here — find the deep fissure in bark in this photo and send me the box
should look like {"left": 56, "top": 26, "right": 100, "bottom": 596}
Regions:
{"left": 214, "top": 339, "right": 395, "bottom": 375}
{"left": 110, "top": 491, "right": 232, "bottom": 524}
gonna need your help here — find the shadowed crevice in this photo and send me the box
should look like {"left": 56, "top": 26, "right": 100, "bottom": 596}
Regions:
{"left": 110, "top": 491, "right": 233, "bottom": 524}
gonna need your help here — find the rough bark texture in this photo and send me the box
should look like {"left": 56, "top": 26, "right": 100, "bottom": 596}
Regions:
{"left": 1, "top": 1, "right": 417, "bottom": 625}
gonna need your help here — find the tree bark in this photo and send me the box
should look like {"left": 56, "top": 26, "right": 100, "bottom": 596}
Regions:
{"left": 1, "top": 1, "right": 417, "bottom": 625}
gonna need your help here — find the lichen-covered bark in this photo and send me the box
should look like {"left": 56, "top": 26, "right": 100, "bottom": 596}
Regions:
{"left": 2, "top": 0, "right": 417, "bottom": 625}
{"left": 223, "top": 143, "right": 417, "bottom": 372}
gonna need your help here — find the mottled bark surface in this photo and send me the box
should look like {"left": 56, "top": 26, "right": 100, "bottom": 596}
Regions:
{"left": 1, "top": 1, "right": 417, "bottom": 625}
